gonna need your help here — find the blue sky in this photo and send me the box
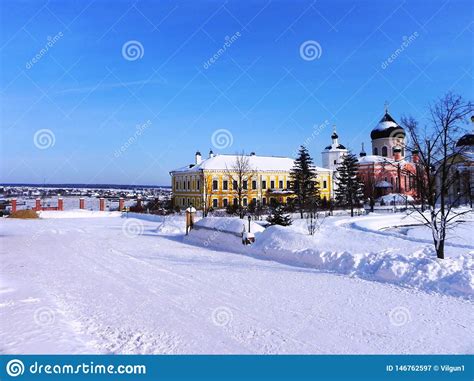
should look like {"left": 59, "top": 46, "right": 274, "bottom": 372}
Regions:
{"left": 0, "top": 0, "right": 472, "bottom": 185}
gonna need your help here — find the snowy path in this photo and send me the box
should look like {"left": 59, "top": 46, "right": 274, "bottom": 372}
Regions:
{"left": 1, "top": 217, "right": 473, "bottom": 354}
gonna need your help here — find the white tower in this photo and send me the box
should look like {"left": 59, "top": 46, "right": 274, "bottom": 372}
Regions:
{"left": 322, "top": 126, "right": 348, "bottom": 171}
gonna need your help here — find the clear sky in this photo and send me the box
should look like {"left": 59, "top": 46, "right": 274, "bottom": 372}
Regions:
{"left": 0, "top": 0, "right": 472, "bottom": 185}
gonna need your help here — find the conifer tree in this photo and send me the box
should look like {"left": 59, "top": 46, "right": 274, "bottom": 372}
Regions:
{"left": 290, "top": 146, "right": 319, "bottom": 218}
{"left": 334, "top": 151, "right": 364, "bottom": 217}
{"left": 267, "top": 205, "right": 292, "bottom": 226}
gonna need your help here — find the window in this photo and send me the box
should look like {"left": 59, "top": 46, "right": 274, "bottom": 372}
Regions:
{"left": 233, "top": 198, "right": 238, "bottom": 206}
{"left": 243, "top": 198, "right": 248, "bottom": 206}
{"left": 270, "top": 180, "right": 275, "bottom": 189}
{"left": 323, "top": 180, "right": 327, "bottom": 189}
{"left": 181, "top": 198, "right": 184, "bottom": 206}
{"left": 382, "top": 146, "right": 388, "bottom": 157}
{"left": 252, "top": 198, "right": 257, "bottom": 205}
{"left": 212, "top": 180, "right": 218, "bottom": 190}
{"left": 212, "top": 199, "right": 218, "bottom": 208}
{"left": 197, "top": 180, "right": 200, "bottom": 190}
{"left": 233, "top": 180, "right": 238, "bottom": 190}
{"left": 223, "top": 198, "right": 228, "bottom": 207}
{"left": 262, "top": 197, "right": 267, "bottom": 205}
{"left": 223, "top": 180, "right": 228, "bottom": 190}
{"left": 373, "top": 147, "right": 378, "bottom": 155}
{"left": 262, "top": 180, "right": 267, "bottom": 189}
{"left": 187, "top": 181, "right": 190, "bottom": 190}
{"left": 243, "top": 180, "right": 248, "bottom": 190}
{"left": 334, "top": 160, "right": 337, "bottom": 165}
{"left": 279, "top": 180, "right": 283, "bottom": 188}
{"left": 252, "top": 180, "right": 257, "bottom": 189}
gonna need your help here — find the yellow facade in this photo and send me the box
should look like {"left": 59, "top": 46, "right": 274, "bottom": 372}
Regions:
{"left": 171, "top": 169, "right": 333, "bottom": 210}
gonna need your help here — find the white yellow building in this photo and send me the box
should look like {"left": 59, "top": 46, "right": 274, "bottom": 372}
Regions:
{"left": 170, "top": 151, "right": 333, "bottom": 209}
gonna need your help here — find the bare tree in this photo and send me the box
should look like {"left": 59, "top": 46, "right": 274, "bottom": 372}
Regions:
{"left": 359, "top": 165, "right": 378, "bottom": 212}
{"left": 201, "top": 173, "right": 214, "bottom": 217}
{"left": 225, "top": 153, "right": 256, "bottom": 219}
{"left": 400, "top": 93, "right": 473, "bottom": 259}
{"left": 305, "top": 198, "right": 326, "bottom": 235}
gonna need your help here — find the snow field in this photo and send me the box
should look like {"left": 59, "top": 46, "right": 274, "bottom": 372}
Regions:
{"left": 0, "top": 212, "right": 472, "bottom": 354}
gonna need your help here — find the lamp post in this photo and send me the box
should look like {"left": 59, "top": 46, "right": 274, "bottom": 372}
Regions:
{"left": 248, "top": 215, "right": 251, "bottom": 233}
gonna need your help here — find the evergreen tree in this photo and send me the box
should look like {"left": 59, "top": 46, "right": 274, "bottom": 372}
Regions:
{"left": 266, "top": 205, "right": 292, "bottom": 226}
{"left": 334, "top": 152, "right": 364, "bottom": 217}
{"left": 290, "top": 146, "right": 319, "bottom": 218}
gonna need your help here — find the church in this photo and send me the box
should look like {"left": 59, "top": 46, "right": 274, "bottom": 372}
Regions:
{"left": 322, "top": 107, "right": 419, "bottom": 200}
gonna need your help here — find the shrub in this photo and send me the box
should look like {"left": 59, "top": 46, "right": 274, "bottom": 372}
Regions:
{"left": 8, "top": 210, "right": 39, "bottom": 219}
{"left": 267, "top": 205, "right": 292, "bottom": 226}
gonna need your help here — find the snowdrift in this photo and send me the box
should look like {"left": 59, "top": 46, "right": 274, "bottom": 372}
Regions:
{"left": 187, "top": 216, "right": 473, "bottom": 300}
{"left": 194, "top": 217, "right": 265, "bottom": 236}
{"left": 377, "top": 193, "right": 414, "bottom": 204}
{"left": 251, "top": 225, "right": 473, "bottom": 300}
{"left": 124, "top": 213, "right": 190, "bottom": 235}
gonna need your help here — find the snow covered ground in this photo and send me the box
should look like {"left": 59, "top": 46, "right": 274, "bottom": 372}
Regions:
{"left": 0, "top": 212, "right": 473, "bottom": 354}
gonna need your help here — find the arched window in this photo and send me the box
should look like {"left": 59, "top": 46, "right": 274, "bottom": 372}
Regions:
{"left": 382, "top": 146, "right": 388, "bottom": 157}
{"left": 373, "top": 147, "right": 378, "bottom": 155}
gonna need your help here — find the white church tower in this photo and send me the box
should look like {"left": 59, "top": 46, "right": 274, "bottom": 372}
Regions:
{"left": 322, "top": 126, "right": 348, "bottom": 171}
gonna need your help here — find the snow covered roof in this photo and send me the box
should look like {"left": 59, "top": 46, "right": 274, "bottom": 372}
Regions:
{"left": 375, "top": 181, "right": 393, "bottom": 188}
{"left": 358, "top": 155, "right": 391, "bottom": 164}
{"left": 170, "top": 154, "right": 331, "bottom": 174}
{"left": 357, "top": 155, "right": 410, "bottom": 166}
{"left": 371, "top": 112, "right": 405, "bottom": 140}
{"left": 324, "top": 143, "right": 346, "bottom": 150}
{"left": 456, "top": 133, "right": 474, "bottom": 148}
